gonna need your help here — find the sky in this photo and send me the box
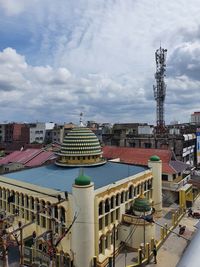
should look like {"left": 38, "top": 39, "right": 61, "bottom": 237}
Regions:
{"left": 0, "top": 0, "right": 200, "bottom": 124}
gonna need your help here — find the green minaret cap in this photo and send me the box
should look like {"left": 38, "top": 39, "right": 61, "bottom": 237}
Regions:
{"left": 132, "top": 194, "right": 151, "bottom": 212}
{"left": 150, "top": 155, "right": 160, "bottom": 161}
{"left": 75, "top": 169, "right": 91, "bottom": 186}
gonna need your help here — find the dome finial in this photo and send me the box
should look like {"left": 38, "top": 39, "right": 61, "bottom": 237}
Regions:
{"left": 79, "top": 112, "right": 85, "bottom": 127}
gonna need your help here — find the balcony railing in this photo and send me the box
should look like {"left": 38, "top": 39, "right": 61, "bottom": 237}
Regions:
{"left": 162, "top": 174, "right": 191, "bottom": 191}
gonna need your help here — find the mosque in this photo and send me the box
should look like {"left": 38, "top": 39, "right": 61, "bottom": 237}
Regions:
{"left": 0, "top": 120, "right": 163, "bottom": 267}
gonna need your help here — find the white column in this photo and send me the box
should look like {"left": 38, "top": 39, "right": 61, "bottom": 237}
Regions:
{"left": 72, "top": 183, "right": 95, "bottom": 267}
{"left": 148, "top": 158, "right": 162, "bottom": 217}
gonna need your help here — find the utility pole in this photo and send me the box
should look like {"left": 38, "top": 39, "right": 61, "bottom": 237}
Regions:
{"left": 113, "top": 224, "right": 116, "bottom": 267}
{"left": 0, "top": 211, "right": 19, "bottom": 267}
{"left": 143, "top": 211, "right": 146, "bottom": 258}
{"left": 18, "top": 221, "right": 24, "bottom": 266}
{"left": 2, "top": 230, "right": 8, "bottom": 267}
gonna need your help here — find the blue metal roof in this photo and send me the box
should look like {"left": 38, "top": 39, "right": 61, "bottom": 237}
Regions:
{"left": 3, "top": 162, "right": 148, "bottom": 192}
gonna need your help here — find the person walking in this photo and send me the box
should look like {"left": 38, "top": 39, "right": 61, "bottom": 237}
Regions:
{"left": 153, "top": 245, "right": 157, "bottom": 264}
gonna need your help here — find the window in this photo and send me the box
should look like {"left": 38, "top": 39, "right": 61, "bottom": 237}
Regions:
{"left": 145, "top": 143, "right": 152, "bottom": 148}
{"left": 125, "top": 191, "right": 128, "bottom": 201}
{"left": 148, "top": 180, "right": 152, "bottom": 190}
{"left": 105, "top": 214, "right": 109, "bottom": 226}
{"left": 111, "top": 211, "right": 114, "bottom": 223}
{"left": 99, "top": 238, "right": 103, "bottom": 254}
{"left": 121, "top": 192, "right": 124, "bottom": 203}
{"left": 30, "top": 197, "right": 34, "bottom": 210}
{"left": 116, "top": 208, "right": 120, "bottom": 220}
{"left": 54, "top": 206, "right": 58, "bottom": 218}
{"left": 111, "top": 196, "right": 114, "bottom": 209}
{"left": 99, "top": 218, "right": 103, "bottom": 230}
{"left": 105, "top": 199, "right": 110, "bottom": 213}
{"left": 105, "top": 236, "right": 108, "bottom": 249}
{"left": 116, "top": 228, "right": 119, "bottom": 240}
{"left": 137, "top": 185, "right": 140, "bottom": 195}
{"left": 60, "top": 207, "right": 66, "bottom": 223}
{"left": 21, "top": 194, "right": 24, "bottom": 206}
{"left": 41, "top": 216, "right": 46, "bottom": 228}
{"left": 129, "top": 186, "right": 133, "bottom": 199}
{"left": 162, "top": 174, "right": 168, "bottom": 181}
{"left": 26, "top": 196, "right": 29, "bottom": 208}
{"left": 111, "top": 233, "right": 113, "bottom": 244}
{"left": 116, "top": 194, "right": 120, "bottom": 206}
{"left": 99, "top": 202, "right": 103, "bottom": 215}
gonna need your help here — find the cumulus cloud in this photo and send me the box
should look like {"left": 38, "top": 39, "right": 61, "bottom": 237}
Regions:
{"left": 0, "top": 48, "right": 152, "bottom": 123}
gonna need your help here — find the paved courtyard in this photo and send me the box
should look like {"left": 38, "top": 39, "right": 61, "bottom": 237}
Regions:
{"left": 116, "top": 197, "right": 200, "bottom": 267}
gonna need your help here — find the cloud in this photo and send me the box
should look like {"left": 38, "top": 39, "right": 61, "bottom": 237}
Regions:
{"left": 1, "top": 1, "right": 200, "bottom": 123}
{"left": 0, "top": 48, "right": 152, "bottom": 123}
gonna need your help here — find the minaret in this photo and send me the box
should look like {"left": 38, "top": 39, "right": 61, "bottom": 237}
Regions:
{"left": 79, "top": 112, "right": 85, "bottom": 127}
{"left": 148, "top": 155, "right": 162, "bottom": 217}
{"left": 72, "top": 170, "right": 95, "bottom": 267}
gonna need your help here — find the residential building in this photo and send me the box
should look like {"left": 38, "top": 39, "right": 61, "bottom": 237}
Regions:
{"left": 30, "top": 122, "right": 55, "bottom": 144}
{"left": 191, "top": 112, "right": 200, "bottom": 125}
{"left": 0, "top": 148, "right": 56, "bottom": 174}
{"left": 103, "top": 123, "right": 196, "bottom": 166}
{"left": 4, "top": 123, "right": 29, "bottom": 144}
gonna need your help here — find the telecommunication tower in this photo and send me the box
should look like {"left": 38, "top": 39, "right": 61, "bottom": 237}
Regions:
{"left": 153, "top": 47, "right": 167, "bottom": 134}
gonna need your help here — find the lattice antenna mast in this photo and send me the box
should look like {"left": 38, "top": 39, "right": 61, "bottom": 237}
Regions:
{"left": 153, "top": 47, "right": 167, "bottom": 133}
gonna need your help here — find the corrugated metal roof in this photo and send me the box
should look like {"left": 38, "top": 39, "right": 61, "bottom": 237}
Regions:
{"left": 3, "top": 162, "right": 148, "bottom": 192}
{"left": 0, "top": 149, "right": 55, "bottom": 167}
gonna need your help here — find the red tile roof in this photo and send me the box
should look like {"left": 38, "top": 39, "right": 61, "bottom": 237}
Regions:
{"left": 102, "top": 146, "right": 178, "bottom": 174}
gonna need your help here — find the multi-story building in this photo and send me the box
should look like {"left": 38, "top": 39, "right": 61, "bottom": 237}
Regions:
{"left": 4, "top": 123, "right": 29, "bottom": 144}
{"left": 30, "top": 122, "right": 55, "bottom": 144}
{"left": 103, "top": 123, "right": 196, "bottom": 166}
{"left": 191, "top": 112, "right": 200, "bottom": 125}
{"left": 0, "top": 123, "right": 6, "bottom": 143}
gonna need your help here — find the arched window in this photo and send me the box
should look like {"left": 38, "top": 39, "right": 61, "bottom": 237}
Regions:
{"left": 25, "top": 195, "right": 29, "bottom": 208}
{"left": 116, "top": 194, "right": 120, "bottom": 206}
{"left": 99, "top": 237, "right": 103, "bottom": 254}
{"left": 129, "top": 185, "right": 133, "bottom": 199}
{"left": 121, "top": 191, "right": 124, "bottom": 203}
{"left": 105, "top": 235, "right": 108, "bottom": 249}
{"left": 99, "top": 201, "right": 103, "bottom": 215}
{"left": 2, "top": 188, "right": 6, "bottom": 200}
{"left": 21, "top": 194, "right": 24, "bottom": 206}
{"left": 40, "top": 200, "right": 46, "bottom": 214}
{"left": 111, "top": 196, "right": 114, "bottom": 209}
{"left": 125, "top": 191, "right": 128, "bottom": 201}
{"left": 137, "top": 185, "right": 140, "bottom": 195}
{"left": 16, "top": 192, "right": 19, "bottom": 206}
{"left": 148, "top": 179, "right": 152, "bottom": 190}
{"left": 46, "top": 201, "right": 52, "bottom": 216}
{"left": 54, "top": 205, "right": 58, "bottom": 218}
{"left": 105, "top": 199, "right": 110, "bottom": 213}
{"left": 30, "top": 197, "right": 34, "bottom": 210}
{"left": 60, "top": 207, "right": 66, "bottom": 223}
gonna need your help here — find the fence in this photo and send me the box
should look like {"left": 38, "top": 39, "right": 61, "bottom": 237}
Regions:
{"left": 126, "top": 206, "right": 185, "bottom": 267}
{"left": 24, "top": 246, "right": 71, "bottom": 267}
